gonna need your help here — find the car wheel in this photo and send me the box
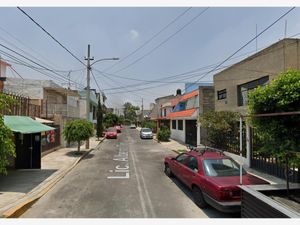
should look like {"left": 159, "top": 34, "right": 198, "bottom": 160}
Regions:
{"left": 164, "top": 164, "right": 174, "bottom": 177}
{"left": 192, "top": 186, "right": 208, "bottom": 208}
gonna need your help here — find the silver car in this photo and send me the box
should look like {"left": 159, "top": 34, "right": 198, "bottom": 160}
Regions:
{"left": 140, "top": 128, "right": 153, "bottom": 139}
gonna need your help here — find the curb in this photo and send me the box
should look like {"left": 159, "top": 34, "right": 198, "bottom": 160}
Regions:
{"left": 1, "top": 137, "right": 105, "bottom": 218}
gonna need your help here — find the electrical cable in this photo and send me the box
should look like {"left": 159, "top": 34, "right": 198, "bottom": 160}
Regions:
{"left": 103, "top": 7, "right": 193, "bottom": 72}
{"left": 112, "top": 8, "right": 209, "bottom": 74}
{"left": 17, "top": 7, "right": 86, "bottom": 67}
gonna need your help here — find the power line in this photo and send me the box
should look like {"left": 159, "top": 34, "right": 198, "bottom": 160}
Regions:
{"left": 0, "top": 24, "right": 65, "bottom": 70}
{"left": 103, "top": 7, "right": 192, "bottom": 72}
{"left": 183, "top": 7, "right": 296, "bottom": 93}
{"left": 17, "top": 7, "right": 86, "bottom": 67}
{"left": 112, "top": 7, "right": 210, "bottom": 74}
{"left": 9, "top": 66, "right": 24, "bottom": 79}
{"left": 0, "top": 47, "right": 86, "bottom": 88}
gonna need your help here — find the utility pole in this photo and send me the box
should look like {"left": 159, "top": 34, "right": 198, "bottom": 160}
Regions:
{"left": 141, "top": 98, "right": 144, "bottom": 123}
{"left": 85, "top": 44, "right": 94, "bottom": 149}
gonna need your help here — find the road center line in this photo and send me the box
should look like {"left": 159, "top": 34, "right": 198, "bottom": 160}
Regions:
{"left": 131, "top": 144, "right": 156, "bottom": 218}
{"left": 129, "top": 142, "right": 148, "bottom": 218}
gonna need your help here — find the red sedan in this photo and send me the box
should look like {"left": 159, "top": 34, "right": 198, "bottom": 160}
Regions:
{"left": 164, "top": 150, "right": 269, "bottom": 213}
{"left": 105, "top": 127, "right": 118, "bottom": 139}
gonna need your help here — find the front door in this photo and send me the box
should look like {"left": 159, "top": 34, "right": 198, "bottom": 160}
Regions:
{"left": 185, "top": 120, "right": 197, "bottom": 146}
{"left": 15, "top": 133, "right": 41, "bottom": 169}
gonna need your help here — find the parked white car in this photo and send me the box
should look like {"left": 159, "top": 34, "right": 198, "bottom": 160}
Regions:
{"left": 140, "top": 128, "right": 153, "bottom": 139}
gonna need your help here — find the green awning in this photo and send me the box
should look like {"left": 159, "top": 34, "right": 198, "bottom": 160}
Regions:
{"left": 4, "top": 116, "right": 55, "bottom": 134}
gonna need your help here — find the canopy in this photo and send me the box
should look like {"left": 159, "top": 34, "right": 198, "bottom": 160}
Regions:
{"left": 34, "top": 117, "right": 54, "bottom": 124}
{"left": 4, "top": 116, "right": 55, "bottom": 134}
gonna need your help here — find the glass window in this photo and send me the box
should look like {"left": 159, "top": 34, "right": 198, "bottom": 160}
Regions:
{"left": 172, "top": 120, "right": 176, "bottom": 130}
{"left": 203, "top": 158, "right": 246, "bottom": 177}
{"left": 142, "top": 128, "right": 152, "bottom": 132}
{"left": 178, "top": 120, "right": 183, "bottom": 130}
{"left": 217, "top": 89, "right": 227, "bottom": 100}
{"left": 237, "top": 76, "right": 269, "bottom": 106}
{"left": 187, "top": 156, "right": 198, "bottom": 170}
{"left": 176, "top": 153, "right": 188, "bottom": 164}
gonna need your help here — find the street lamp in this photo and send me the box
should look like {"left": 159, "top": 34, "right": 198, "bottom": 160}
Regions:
{"left": 85, "top": 44, "right": 119, "bottom": 149}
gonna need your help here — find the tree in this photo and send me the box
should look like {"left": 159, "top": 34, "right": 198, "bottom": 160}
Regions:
{"left": 96, "top": 98, "right": 104, "bottom": 140}
{"left": 63, "top": 119, "right": 94, "bottom": 152}
{"left": 123, "top": 102, "right": 139, "bottom": 123}
{"left": 103, "top": 113, "right": 119, "bottom": 128}
{"left": 0, "top": 93, "right": 16, "bottom": 174}
{"left": 199, "top": 111, "right": 240, "bottom": 149}
{"left": 141, "top": 119, "right": 156, "bottom": 130}
{"left": 248, "top": 70, "right": 300, "bottom": 162}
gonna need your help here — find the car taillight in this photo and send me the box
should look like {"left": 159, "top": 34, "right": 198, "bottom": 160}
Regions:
{"left": 219, "top": 189, "right": 241, "bottom": 201}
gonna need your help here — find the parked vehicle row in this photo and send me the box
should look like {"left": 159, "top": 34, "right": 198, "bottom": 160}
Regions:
{"left": 164, "top": 149, "right": 269, "bottom": 213}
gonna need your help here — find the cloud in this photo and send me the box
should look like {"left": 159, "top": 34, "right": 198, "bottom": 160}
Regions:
{"left": 129, "top": 29, "right": 139, "bottom": 40}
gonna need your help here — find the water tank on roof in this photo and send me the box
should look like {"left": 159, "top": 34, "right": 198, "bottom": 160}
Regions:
{"left": 176, "top": 89, "right": 182, "bottom": 96}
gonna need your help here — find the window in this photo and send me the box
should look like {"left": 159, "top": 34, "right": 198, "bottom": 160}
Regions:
{"left": 178, "top": 120, "right": 183, "bottom": 130}
{"left": 217, "top": 89, "right": 227, "bottom": 100}
{"left": 237, "top": 76, "right": 269, "bottom": 106}
{"left": 176, "top": 153, "right": 188, "bottom": 164}
{"left": 163, "top": 108, "right": 167, "bottom": 117}
{"left": 187, "top": 156, "right": 198, "bottom": 171}
{"left": 172, "top": 120, "right": 176, "bottom": 130}
{"left": 203, "top": 159, "right": 246, "bottom": 177}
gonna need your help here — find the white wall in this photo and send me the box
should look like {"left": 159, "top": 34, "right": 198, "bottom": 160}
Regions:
{"left": 170, "top": 119, "right": 185, "bottom": 143}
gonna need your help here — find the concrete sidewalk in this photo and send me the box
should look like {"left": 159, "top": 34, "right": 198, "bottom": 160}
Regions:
{"left": 0, "top": 136, "right": 104, "bottom": 218}
{"left": 156, "top": 137, "right": 287, "bottom": 185}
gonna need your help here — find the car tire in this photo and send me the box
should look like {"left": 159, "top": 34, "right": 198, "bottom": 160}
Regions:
{"left": 192, "top": 186, "right": 208, "bottom": 208}
{"left": 164, "top": 164, "right": 174, "bottom": 178}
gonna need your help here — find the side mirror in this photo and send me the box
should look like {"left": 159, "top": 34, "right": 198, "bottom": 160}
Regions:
{"left": 171, "top": 157, "right": 176, "bottom": 160}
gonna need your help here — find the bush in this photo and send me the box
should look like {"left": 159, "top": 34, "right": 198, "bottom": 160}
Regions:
{"left": 248, "top": 69, "right": 300, "bottom": 163}
{"left": 157, "top": 126, "right": 171, "bottom": 142}
{"left": 199, "top": 111, "right": 240, "bottom": 149}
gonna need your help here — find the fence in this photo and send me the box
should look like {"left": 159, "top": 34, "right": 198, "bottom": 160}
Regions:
{"left": 248, "top": 112, "right": 300, "bottom": 183}
{"left": 0, "top": 91, "right": 41, "bottom": 117}
{"left": 250, "top": 128, "right": 300, "bottom": 183}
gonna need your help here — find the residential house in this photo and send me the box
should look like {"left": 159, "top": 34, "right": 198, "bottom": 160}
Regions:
{"left": 149, "top": 94, "right": 177, "bottom": 131}
{"left": 214, "top": 38, "right": 300, "bottom": 115}
{"left": 79, "top": 89, "right": 99, "bottom": 127}
{"left": 213, "top": 38, "right": 300, "bottom": 168}
{"left": 169, "top": 85, "right": 214, "bottom": 147}
{"left": 5, "top": 78, "right": 81, "bottom": 148}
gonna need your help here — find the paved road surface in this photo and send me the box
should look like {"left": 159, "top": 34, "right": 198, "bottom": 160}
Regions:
{"left": 22, "top": 127, "right": 239, "bottom": 218}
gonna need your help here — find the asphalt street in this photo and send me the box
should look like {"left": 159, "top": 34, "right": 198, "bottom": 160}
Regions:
{"left": 22, "top": 127, "right": 238, "bottom": 218}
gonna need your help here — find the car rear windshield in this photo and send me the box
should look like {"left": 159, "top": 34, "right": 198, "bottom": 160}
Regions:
{"left": 107, "top": 128, "right": 116, "bottom": 132}
{"left": 142, "top": 128, "right": 152, "bottom": 132}
{"left": 203, "top": 158, "right": 246, "bottom": 177}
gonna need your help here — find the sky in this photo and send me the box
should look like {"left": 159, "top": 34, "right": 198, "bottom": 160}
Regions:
{"left": 0, "top": 5, "right": 300, "bottom": 110}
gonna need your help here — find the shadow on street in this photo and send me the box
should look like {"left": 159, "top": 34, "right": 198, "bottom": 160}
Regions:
{"left": 168, "top": 176, "right": 241, "bottom": 218}
{"left": 0, "top": 169, "right": 57, "bottom": 193}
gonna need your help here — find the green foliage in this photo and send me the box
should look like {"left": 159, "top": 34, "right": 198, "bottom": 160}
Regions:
{"left": 199, "top": 111, "right": 240, "bottom": 149}
{"left": 96, "top": 98, "right": 104, "bottom": 139}
{"left": 141, "top": 119, "right": 156, "bottom": 130}
{"left": 157, "top": 126, "right": 171, "bottom": 142}
{"left": 103, "top": 113, "right": 119, "bottom": 128}
{"left": 123, "top": 102, "right": 139, "bottom": 122}
{"left": 63, "top": 119, "right": 94, "bottom": 152}
{"left": 248, "top": 70, "right": 300, "bottom": 163}
{"left": 0, "top": 93, "right": 16, "bottom": 174}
